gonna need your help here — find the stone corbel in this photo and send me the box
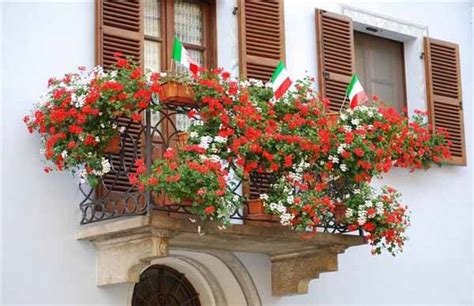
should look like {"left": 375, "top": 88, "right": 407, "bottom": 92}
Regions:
{"left": 91, "top": 227, "right": 173, "bottom": 286}
{"left": 270, "top": 247, "right": 345, "bottom": 296}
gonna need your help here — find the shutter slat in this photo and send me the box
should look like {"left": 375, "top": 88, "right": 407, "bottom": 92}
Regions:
{"left": 239, "top": 0, "right": 285, "bottom": 81}
{"left": 316, "top": 9, "right": 355, "bottom": 111}
{"left": 96, "top": 0, "right": 145, "bottom": 197}
{"left": 424, "top": 37, "right": 466, "bottom": 165}
{"left": 96, "top": 0, "right": 143, "bottom": 69}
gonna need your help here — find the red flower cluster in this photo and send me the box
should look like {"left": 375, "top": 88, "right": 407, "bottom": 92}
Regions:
{"left": 24, "top": 55, "right": 164, "bottom": 186}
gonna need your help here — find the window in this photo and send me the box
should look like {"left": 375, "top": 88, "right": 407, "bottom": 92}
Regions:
{"left": 144, "top": 0, "right": 216, "bottom": 131}
{"left": 144, "top": 0, "right": 216, "bottom": 72}
{"left": 316, "top": 9, "right": 466, "bottom": 165}
{"left": 354, "top": 31, "right": 406, "bottom": 112}
{"left": 132, "top": 265, "right": 201, "bottom": 306}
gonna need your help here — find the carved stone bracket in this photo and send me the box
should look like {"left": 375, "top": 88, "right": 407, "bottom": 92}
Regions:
{"left": 77, "top": 212, "right": 365, "bottom": 295}
{"left": 270, "top": 247, "right": 345, "bottom": 296}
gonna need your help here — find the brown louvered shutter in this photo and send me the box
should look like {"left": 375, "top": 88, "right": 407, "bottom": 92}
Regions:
{"left": 238, "top": 0, "right": 286, "bottom": 80}
{"left": 424, "top": 37, "right": 466, "bottom": 165}
{"left": 96, "top": 0, "right": 143, "bottom": 68}
{"left": 315, "top": 9, "right": 355, "bottom": 111}
{"left": 95, "top": 0, "right": 145, "bottom": 199}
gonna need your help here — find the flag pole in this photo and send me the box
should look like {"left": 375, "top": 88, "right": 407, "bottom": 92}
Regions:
{"left": 339, "top": 95, "right": 348, "bottom": 112}
{"left": 169, "top": 58, "right": 175, "bottom": 74}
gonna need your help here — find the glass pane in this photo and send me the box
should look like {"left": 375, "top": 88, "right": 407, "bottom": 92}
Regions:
{"left": 145, "top": 0, "right": 161, "bottom": 37}
{"left": 188, "top": 49, "right": 204, "bottom": 66}
{"left": 174, "top": 0, "right": 203, "bottom": 46}
{"left": 145, "top": 40, "right": 161, "bottom": 72}
{"left": 176, "top": 114, "right": 192, "bottom": 132}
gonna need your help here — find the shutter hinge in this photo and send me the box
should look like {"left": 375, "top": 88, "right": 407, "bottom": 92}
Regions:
{"left": 323, "top": 71, "right": 330, "bottom": 79}
{"left": 232, "top": 7, "right": 238, "bottom": 15}
{"left": 459, "top": 101, "right": 463, "bottom": 110}
{"left": 420, "top": 52, "right": 425, "bottom": 60}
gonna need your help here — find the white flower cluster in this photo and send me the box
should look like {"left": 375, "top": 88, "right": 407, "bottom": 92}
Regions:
{"left": 197, "top": 135, "right": 228, "bottom": 155}
{"left": 279, "top": 213, "right": 294, "bottom": 226}
{"left": 328, "top": 155, "right": 339, "bottom": 164}
{"left": 239, "top": 78, "right": 271, "bottom": 88}
{"left": 260, "top": 192, "right": 295, "bottom": 226}
{"left": 292, "top": 161, "right": 310, "bottom": 174}
{"left": 78, "top": 158, "right": 111, "bottom": 184}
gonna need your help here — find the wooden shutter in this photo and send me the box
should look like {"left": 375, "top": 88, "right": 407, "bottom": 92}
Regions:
{"left": 96, "top": 0, "right": 144, "bottom": 68}
{"left": 95, "top": 0, "right": 145, "bottom": 199}
{"left": 238, "top": 0, "right": 286, "bottom": 80}
{"left": 315, "top": 9, "right": 355, "bottom": 112}
{"left": 424, "top": 37, "right": 466, "bottom": 165}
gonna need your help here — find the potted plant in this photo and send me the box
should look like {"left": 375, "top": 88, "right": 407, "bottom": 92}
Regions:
{"left": 343, "top": 185, "right": 410, "bottom": 256}
{"left": 24, "top": 54, "right": 160, "bottom": 187}
{"left": 159, "top": 73, "right": 198, "bottom": 107}
{"left": 129, "top": 148, "right": 241, "bottom": 225}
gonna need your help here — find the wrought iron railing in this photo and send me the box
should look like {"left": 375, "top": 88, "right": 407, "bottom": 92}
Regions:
{"left": 79, "top": 102, "right": 358, "bottom": 235}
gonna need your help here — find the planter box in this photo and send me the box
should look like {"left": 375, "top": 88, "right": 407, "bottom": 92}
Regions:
{"left": 161, "top": 82, "right": 197, "bottom": 107}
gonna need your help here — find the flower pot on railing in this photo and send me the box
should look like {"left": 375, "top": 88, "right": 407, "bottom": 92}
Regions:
{"left": 161, "top": 81, "right": 197, "bottom": 107}
{"left": 334, "top": 202, "right": 347, "bottom": 223}
{"left": 326, "top": 112, "right": 339, "bottom": 129}
{"left": 104, "top": 134, "right": 121, "bottom": 154}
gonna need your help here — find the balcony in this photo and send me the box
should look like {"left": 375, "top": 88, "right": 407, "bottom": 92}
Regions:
{"left": 77, "top": 103, "right": 365, "bottom": 296}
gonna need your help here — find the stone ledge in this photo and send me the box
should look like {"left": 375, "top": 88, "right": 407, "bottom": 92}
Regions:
{"left": 77, "top": 212, "right": 365, "bottom": 296}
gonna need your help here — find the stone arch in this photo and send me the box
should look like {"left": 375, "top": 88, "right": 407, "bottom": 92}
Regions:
{"left": 126, "top": 250, "right": 261, "bottom": 306}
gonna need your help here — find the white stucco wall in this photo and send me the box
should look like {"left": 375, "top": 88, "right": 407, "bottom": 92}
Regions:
{"left": 1, "top": 1, "right": 472, "bottom": 305}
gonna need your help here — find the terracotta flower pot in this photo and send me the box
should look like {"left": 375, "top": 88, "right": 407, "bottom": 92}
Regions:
{"left": 326, "top": 112, "right": 339, "bottom": 129}
{"left": 248, "top": 198, "right": 266, "bottom": 215}
{"left": 161, "top": 81, "right": 197, "bottom": 107}
{"left": 247, "top": 199, "right": 276, "bottom": 221}
{"left": 334, "top": 202, "right": 347, "bottom": 223}
{"left": 104, "top": 134, "right": 121, "bottom": 154}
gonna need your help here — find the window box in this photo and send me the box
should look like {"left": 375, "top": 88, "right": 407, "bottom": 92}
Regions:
{"left": 161, "top": 82, "right": 197, "bottom": 107}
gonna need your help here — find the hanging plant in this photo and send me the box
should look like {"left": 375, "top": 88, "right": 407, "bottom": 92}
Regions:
{"left": 343, "top": 185, "right": 411, "bottom": 256}
{"left": 24, "top": 54, "right": 163, "bottom": 186}
{"left": 130, "top": 148, "right": 241, "bottom": 225}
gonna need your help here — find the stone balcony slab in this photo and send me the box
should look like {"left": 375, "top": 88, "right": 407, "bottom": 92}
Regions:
{"left": 77, "top": 212, "right": 365, "bottom": 296}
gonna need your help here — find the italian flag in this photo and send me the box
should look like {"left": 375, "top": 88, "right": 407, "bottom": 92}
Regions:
{"left": 271, "top": 60, "right": 292, "bottom": 100}
{"left": 346, "top": 74, "right": 368, "bottom": 109}
{"left": 172, "top": 37, "right": 199, "bottom": 75}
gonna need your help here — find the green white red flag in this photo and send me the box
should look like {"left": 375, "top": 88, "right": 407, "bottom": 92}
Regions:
{"left": 271, "top": 60, "right": 292, "bottom": 100}
{"left": 172, "top": 37, "right": 199, "bottom": 75}
{"left": 346, "top": 74, "right": 368, "bottom": 109}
